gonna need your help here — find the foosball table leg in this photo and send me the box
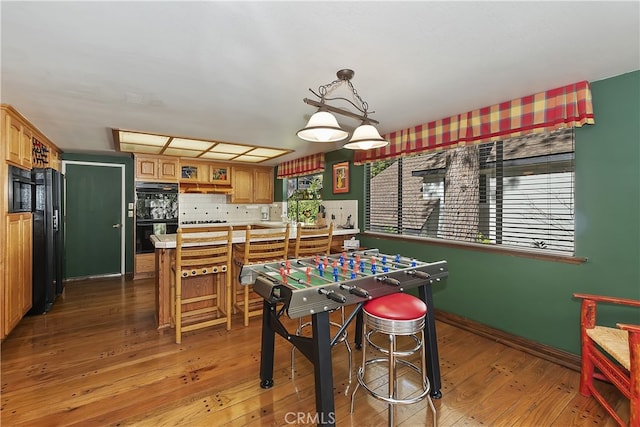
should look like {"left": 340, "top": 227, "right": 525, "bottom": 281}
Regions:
{"left": 354, "top": 309, "right": 364, "bottom": 350}
{"left": 260, "top": 300, "right": 276, "bottom": 389}
{"left": 312, "top": 311, "right": 336, "bottom": 426}
{"left": 419, "top": 284, "right": 442, "bottom": 398}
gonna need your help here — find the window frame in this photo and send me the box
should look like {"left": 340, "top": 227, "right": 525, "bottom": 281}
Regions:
{"left": 363, "top": 129, "right": 586, "bottom": 264}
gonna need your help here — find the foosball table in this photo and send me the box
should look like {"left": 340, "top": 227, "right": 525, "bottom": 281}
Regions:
{"left": 240, "top": 249, "right": 449, "bottom": 427}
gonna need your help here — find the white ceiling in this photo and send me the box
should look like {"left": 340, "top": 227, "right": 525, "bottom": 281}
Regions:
{"left": 1, "top": 1, "right": 638, "bottom": 166}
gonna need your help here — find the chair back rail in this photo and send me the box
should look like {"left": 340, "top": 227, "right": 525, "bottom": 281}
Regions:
{"left": 233, "top": 224, "right": 290, "bottom": 326}
{"left": 294, "top": 222, "right": 333, "bottom": 258}
{"left": 172, "top": 226, "right": 234, "bottom": 343}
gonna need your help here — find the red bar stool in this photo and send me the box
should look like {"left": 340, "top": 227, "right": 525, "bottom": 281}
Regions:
{"left": 350, "top": 292, "right": 437, "bottom": 426}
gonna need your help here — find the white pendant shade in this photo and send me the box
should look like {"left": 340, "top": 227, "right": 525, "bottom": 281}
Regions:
{"left": 297, "top": 111, "right": 349, "bottom": 142}
{"left": 342, "top": 124, "right": 389, "bottom": 150}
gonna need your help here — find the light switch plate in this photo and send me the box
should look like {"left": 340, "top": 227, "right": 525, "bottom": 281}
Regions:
{"left": 128, "top": 202, "right": 134, "bottom": 209}
{"left": 128, "top": 210, "right": 134, "bottom": 218}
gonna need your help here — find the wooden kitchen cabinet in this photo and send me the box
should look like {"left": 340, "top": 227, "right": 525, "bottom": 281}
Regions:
{"left": 135, "top": 154, "right": 179, "bottom": 182}
{"left": 208, "top": 164, "right": 231, "bottom": 185}
{"left": 3, "top": 107, "right": 33, "bottom": 169}
{"left": 230, "top": 166, "right": 253, "bottom": 203}
{"left": 230, "top": 166, "right": 273, "bottom": 204}
{"left": 179, "top": 162, "right": 208, "bottom": 183}
{"left": 3, "top": 213, "right": 32, "bottom": 338}
{"left": 134, "top": 253, "right": 155, "bottom": 279}
{"left": 253, "top": 167, "right": 273, "bottom": 204}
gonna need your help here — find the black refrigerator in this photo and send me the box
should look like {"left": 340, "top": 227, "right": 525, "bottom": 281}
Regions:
{"left": 30, "top": 168, "right": 64, "bottom": 314}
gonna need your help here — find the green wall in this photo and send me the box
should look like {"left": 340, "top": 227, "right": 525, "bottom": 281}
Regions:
{"left": 60, "top": 152, "right": 135, "bottom": 275}
{"left": 326, "top": 71, "right": 640, "bottom": 356}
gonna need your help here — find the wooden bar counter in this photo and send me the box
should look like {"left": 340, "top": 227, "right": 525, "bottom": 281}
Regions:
{"left": 150, "top": 223, "right": 358, "bottom": 329}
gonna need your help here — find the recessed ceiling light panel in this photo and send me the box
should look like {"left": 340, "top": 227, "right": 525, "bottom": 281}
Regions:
{"left": 247, "top": 148, "right": 289, "bottom": 157}
{"left": 113, "top": 128, "right": 293, "bottom": 161}
{"left": 170, "top": 138, "right": 215, "bottom": 150}
{"left": 233, "top": 155, "right": 267, "bottom": 163}
{"left": 163, "top": 148, "right": 203, "bottom": 157}
{"left": 119, "top": 143, "right": 162, "bottom": 154}
{"left": 210, "top": 143, "right": 252, "bottom": 154}
{"left": 199, "top": 152, "right": 238, "bottom": 160}
{"left": 119, "top": 131, "right": 169, "bottom": 146}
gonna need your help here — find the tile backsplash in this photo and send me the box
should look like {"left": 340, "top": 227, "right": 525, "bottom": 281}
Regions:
{"left": 179, "top": 194, "right": 269, "bottom": 223}
{"left": 270, "top": 200, "right": 358, "bottom": 229}
{"left": 179, "top": 194, "right": 358, "bottom": 229}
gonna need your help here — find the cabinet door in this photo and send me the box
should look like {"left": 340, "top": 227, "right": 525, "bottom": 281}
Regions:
{"left": 20, "top": 215, "right": 32, "bottom": 315}
{"left": 136, "top": 156, "right": 159, "bottom": 180}
{"left": 209, "top": 164, "right": 231, "bottom": 185}
{"left": 5, "top": 113, "right": 22, "bottom": 166}
{"left": 21, "top": 127, "right": 33, "bottom": 169}
{"left": 231, "top": 167, "right": 253, "bottom": 203}
{"left": 179, "top": 163, "right": 207, "bottom": 183}
{"left": 253, "top": 168, "right": 273, "bottom": 204}
{"left": 158, "top": 159, "right": 179, "bottom": 181}
{"left": 4, "top": 214, "right": 32, "bottom": 334}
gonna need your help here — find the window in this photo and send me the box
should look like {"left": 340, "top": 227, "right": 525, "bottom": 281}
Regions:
{"left": 286, "top": 174, "right": 323, "bottom": 224}
{"left": 366, "top": 128, "right": 575, "bottom": 255}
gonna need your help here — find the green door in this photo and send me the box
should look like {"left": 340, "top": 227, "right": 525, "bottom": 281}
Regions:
{"left": 64, "top": 162, "right": 124, "bottom": 278}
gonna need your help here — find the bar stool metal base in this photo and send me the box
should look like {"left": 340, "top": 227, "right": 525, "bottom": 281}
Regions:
{"left": 350, "top": 295, "right": 437, "bottom": 426}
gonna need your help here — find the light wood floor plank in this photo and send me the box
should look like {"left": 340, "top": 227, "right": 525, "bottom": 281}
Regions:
{"left": 1, "top": 276, "right": 626, "bottom": 426}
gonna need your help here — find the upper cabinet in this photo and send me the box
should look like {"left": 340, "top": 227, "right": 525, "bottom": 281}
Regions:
{"left": 230, "top": 165, "right": 273, "bottom": 204}
{"left": 134, "top": 153, "right": 271, "bottom": 200}
{"left": 2, "top": 105, "right": 62, "bottom": 171}
{"left": 179, "top": 160, "right": 232, "bottom": 193}
{"left": 135, "top": 154, "right": 179, "bottom": 182}
{"left": 253, "top": 167, "right": 273, "bottom": 204}
{"left": 179, "top": 161, "right": 208, "bottom": 183}
{"left": 3, "top": 108, "right": 32, "bottom": 170}
{"left": 209, "top": 164, "right": 231, "bottom": 185}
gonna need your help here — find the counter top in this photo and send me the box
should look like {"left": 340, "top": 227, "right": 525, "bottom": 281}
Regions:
{"left": 179, "top": 220, "right": 357, "bottom": 229}
{"left": 151, "top": 225, "right": 359, "bottom": 249}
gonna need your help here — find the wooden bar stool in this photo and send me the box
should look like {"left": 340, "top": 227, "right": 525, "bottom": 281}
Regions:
{"left": 350, "top": 292, "right": 437, "bottom": 427}
{"left": 232, "top": 224, "right": 290, "bottom": 326}
{"left": 171, "top": 226, "right": 233, "bottom": 344}
{"left": 289, "top": 223, "right": 352, "bottom": 386}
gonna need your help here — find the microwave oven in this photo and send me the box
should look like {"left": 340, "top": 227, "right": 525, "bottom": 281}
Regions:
{"left": 8, "top": 165, "right": 34, "bottom": 213}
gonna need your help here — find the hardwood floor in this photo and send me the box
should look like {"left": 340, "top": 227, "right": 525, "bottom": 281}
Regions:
{"left": 1, "top": 276, "right": 627, "bottom": 426}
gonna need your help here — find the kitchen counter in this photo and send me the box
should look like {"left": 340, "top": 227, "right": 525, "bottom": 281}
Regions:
{"left": 151, "top": 223, "right": 359, "bottom": 249}
{"left": 151, "top": 223, "right": 359, "bottom": 329}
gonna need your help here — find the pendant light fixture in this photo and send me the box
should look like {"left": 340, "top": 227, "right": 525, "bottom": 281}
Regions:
{"left": 297, "top": 69, "right": 389, "bottom": 150}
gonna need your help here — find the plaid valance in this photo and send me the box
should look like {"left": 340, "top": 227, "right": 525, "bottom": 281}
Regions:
{"left": 277, "top": 153, "right": 325, "bottom": 179}
{"left": 354, "top": 80, "right": 595, "bottom": 165}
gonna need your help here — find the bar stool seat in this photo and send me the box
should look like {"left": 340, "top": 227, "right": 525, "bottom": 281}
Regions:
{"left": 351, "top": 292, "right": 437, "bottom": 426}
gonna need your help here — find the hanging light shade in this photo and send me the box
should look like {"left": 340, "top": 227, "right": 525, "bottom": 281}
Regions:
{"left": 296, "top": 111, "right": 349, "bottom": 142}
{"left": 297, "top": 69, "right": 386, "bottom": 149}
{"left": 342, "top": 124, "right": 389, "bottom": 150}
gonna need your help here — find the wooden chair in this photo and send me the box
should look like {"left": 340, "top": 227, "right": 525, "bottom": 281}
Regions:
{"left": 171, "top": 227, "right": 233, "bottom": 344}
{"left": 290, "top": 223, "right": 351, "bottom": 384}
{"left": 293, "top": 222, "right": 333, "bottom": 258}
{"left": 573, "top": 293, "right": 640, "bottom": 427}
{"left": 233, "top": 224, "right": 290, "bottom": 327}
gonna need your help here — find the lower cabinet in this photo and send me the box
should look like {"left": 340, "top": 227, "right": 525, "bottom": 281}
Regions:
{"left": 3, "top": 213, "right": 32, "bottom": 338}
{"left": 134, "top": 253, "right": 156, "bottom": 279}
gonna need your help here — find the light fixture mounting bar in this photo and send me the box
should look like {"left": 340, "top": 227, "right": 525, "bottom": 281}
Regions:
{"left": 303, "top": 98, "right": 380, "bottom": 125}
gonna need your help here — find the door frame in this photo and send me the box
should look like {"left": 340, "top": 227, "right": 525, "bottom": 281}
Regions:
{"left": 62, "top": 160, "right": 126, "bottom": 275}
